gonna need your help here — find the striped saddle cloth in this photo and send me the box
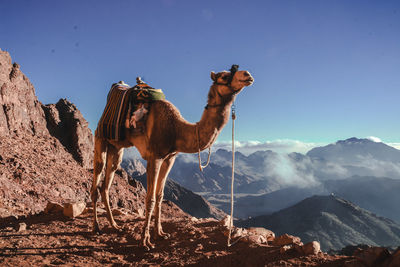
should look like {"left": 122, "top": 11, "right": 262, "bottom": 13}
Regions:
{"left": 95, "top": 82, "right": 165, "bottom": 141}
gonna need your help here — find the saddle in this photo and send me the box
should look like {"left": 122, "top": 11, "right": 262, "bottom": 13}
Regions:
{"left": 96, "top": 78, "right": 165, "bottom": 141}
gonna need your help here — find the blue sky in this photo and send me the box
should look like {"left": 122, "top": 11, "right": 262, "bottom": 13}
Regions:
{"left": 1, "top": 0, "right": 399, "bottom": 151}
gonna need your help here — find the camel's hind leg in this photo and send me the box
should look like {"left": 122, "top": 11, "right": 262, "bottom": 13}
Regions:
{"left": 142, "top": 158, "right": 163, "bottom": 251}
{"left": 101, "top": 144, "right": 124, "bottom": 231}
{"left": 154, "top": 154, "right": 176, "bottom": 240}
{"left": 91, "top": 137, "right": 107, "bottom": 233}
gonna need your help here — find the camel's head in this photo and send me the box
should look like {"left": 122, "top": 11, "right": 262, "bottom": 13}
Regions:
{"left": 210, "top": 66, "right": 254, "bottom": 96}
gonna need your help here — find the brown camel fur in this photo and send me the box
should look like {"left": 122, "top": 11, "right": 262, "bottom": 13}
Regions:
{"left": 91, "top": 68, "right": 254, "bottom": 250}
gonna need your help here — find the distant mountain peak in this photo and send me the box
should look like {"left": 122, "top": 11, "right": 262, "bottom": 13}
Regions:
{"left": 336, "top": 137, "right": 373, "bottom": 145}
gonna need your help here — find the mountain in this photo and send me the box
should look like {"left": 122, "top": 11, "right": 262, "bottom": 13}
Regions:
{"left": 238, "top": 195, "right": 400, "bottom": 251}
{"left": 307, "top": 137, "right": 400, "bottom": 164}
{"left": 324, "top": 175, "right": 400, "bottom": 223}
{"left": 168, "top": 149, "right": 285, "bottom": 194}
{"left": 121, "top": 158, "right": 226, "bottom": 220}
{"left": 227, "top": 175, "right": 400, "bottom": 222}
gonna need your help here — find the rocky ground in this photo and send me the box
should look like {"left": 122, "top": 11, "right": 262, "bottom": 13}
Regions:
{"left": 0, "top": 202, "right": 354, "bottom": 267}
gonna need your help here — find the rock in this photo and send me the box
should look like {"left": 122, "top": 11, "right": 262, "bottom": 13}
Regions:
{"left": 353, "top": 247, "right": 391, "bottom": 267}
{"left": 280, "top": 245, "right": 292, "bottom": 254}
{"left": 245, "top": 234, "right": 268, "bottom": 245}
{"left": 191, "top": 216, "right": 199, "bottom": 222}
{"left": 388, "top": 247, "right": 400, "bottom": 267}
{"left": 220, "top": 215, "right": 232, "bottom": 228}
{"left": 17, "top": 222, "right": 27, "bottom": 232}
{"left": 43, "top": 99, "right": 94, "bottom": 169}
{"left": 63, "top": 202, "right": 86, "bottom": 218}
{"left": 272, "top": 234, "right": 302, "bottom": 246}
{"left": 44, "top": 202, "right": 64, "bottom": 214}
{"left": 302, "top": 241, "right": 321, "bottom": 255}
{"left": 112, "top": 209, "right": 127, "bottom": 216}
{"left": 248, "top": 227, "right": 275, "bottom": 242}
{"left": 136, "top": 208, "right": 144, "bottom": 217}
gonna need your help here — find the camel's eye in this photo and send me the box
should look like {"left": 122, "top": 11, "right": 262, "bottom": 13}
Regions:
{"left": 222, "top": 75, "right": 228, "bottom": 81}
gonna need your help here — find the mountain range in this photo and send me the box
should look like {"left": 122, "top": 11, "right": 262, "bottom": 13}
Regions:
{"left": 238, "top": 195, "right": 400, "bottom": 251}
{"left": 145, "top": 137, "right": 400, "bottom": 223}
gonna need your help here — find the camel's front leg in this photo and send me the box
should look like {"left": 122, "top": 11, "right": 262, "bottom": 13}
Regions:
{"left": 142, "top": 158, "right": 163, "bottom": 251}
{"left": 101, "top": 145, "right": 123, "bottom": 231}
{"left": 154, "top": 154, "right": 176, "bottom": 240}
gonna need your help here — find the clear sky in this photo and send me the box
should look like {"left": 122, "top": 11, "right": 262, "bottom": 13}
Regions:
{"left": 1, "top": 0, "right": 399, "bottom": 150}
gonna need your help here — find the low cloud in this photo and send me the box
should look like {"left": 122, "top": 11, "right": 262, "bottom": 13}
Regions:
{"left": 214, "top": 139, "right": 322, "bottom": 155}
{"left": 366, "top": 136, "right": 383, "bottom": 143}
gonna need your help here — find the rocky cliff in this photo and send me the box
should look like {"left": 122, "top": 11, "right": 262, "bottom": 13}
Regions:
{"left": 0, "top": 48, "right": 144, "bottom": 217}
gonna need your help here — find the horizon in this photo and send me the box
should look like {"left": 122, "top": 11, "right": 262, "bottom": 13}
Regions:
{"left": 1, "top": 1, "right": 400, "bottom": 146}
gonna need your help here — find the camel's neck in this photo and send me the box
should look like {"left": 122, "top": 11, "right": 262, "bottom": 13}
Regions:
{"left": 175, "top": 85, "right": 236, "bottom": 153}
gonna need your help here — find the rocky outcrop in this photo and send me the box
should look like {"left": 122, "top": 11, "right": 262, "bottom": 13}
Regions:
{"left": 0, "top": 49, "right": 93, "bottom": 168}
{"left": 0, "top": 49, "right": 48, "bottom": 137}
{"left": 0, "top": 49, "right": 145, "bottom": 218}
{"left": 43, "top": 99, "right": 93, "bottom": 168}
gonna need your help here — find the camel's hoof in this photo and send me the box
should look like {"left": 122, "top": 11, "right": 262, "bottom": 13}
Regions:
{"left": 92, "top": 226, "right": 101, "bottom": 234}
{"left": 156, "top": 233, "right": 170, "bottom": 240}
{"left": 143, "top": 242, "right": 155, "bottom": 251}
{"left": 111, "top": 224, "right": 122, "bottom": 232}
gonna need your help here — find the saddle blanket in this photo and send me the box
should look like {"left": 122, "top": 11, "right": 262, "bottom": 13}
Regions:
{"left": 95, "top": 82, "right": 165, "bottom": 141}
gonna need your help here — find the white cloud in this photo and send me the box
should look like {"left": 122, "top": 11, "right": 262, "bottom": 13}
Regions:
{"left": 366, "top": 136, "right": 382, "bottom": 143}
{"left": 388, "top": 143, "right": 400, "bottom": 150}
{"left": 214, "top": 139, "right": 323, "bottom": 155}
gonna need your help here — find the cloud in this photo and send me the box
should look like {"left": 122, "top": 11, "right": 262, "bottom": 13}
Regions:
{"left": 214, "top": 139, "right": 322, "bottom": 155}
{"left": 366, "top": 136, "right": 382, "bottom": 143}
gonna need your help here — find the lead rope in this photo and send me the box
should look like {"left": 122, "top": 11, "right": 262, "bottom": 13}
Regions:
{"left": 227, "top": 103, "right": 242, "bottom": 247}
{"left": 197, "top": 123, "right": 212, "bottom": 172}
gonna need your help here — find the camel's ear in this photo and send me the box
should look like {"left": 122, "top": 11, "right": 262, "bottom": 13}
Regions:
{"left": 210, "top": 71, "right": 216, "bottom": 81}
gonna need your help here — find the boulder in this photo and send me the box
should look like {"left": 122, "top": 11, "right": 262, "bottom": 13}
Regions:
{"left": 248, "top": 227, "right": 275, "bottom": 242}
{"left": 63, "top": 202, "right": 86, "bottom": 218}
{"left": 44, "top": 202, "right": 64, "bottom": 214}
{"left": 302, "top": 241, "right": 321, "bottom": 255}
{"left": 272, "top": 234, "right": 302, "bottom": 246}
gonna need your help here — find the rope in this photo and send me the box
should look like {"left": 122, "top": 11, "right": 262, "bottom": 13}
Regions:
{"left": 196, "top": 123, "right": 212, "bottom": 172}
{"left": 227, "top": 104, "right": 238, "bottom": 247}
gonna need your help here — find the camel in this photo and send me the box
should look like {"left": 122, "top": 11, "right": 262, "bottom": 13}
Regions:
{"left": 91, "top": 66, "right": 254, "bottom": 251}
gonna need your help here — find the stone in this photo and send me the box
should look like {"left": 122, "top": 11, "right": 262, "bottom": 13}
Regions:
{"left": 44, "top": 202, "right": 64, "bottom": 214}
{"left": 112, "top": 209, "right": 127, "bottom": 216}
{"left": 280, "top": 245, "right": 292, "bottom": 254}
{"left": 248, "top": 227, "right": 275, "bottom": 242}
{"left": 219, "top": 215, "right": 232, "bottom": 228}
{"left": 272, "top": 234, "right": 302, "bottom": 246}
{"left": 302, "top": 241, "right": 321, "bottom": 255}
{"left": 353, "top": 247, "right": 391, "bottom": 267}
{"left": 17, "top": 222, "right": 27, "bottom": 232}
{"left": 136, "top": 208, "right": 144, "bottom": 217}
{"left": 63, "top": 202, "right": 86, "bottom": 218}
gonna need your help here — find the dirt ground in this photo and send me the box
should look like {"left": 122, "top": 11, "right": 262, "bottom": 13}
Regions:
{"left": 0, "top": 201, "right": 353, "bottom": 267}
